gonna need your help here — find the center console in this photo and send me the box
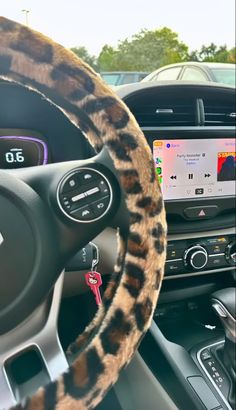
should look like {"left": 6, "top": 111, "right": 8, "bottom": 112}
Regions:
{"left": 140, "top": 127, "right": 236, "bottom": 410}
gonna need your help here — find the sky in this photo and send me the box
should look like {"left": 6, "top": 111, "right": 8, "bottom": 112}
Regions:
{"left": 1, "top": 0, "right": 235, "bottom": 55}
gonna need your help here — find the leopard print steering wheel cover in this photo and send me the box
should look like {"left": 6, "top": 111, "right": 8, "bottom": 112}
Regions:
{"left": 0, "top": 17, "right": 167, "bottom": 410}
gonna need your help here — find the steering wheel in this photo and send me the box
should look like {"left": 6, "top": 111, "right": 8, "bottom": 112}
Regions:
{"left": 0, "top": 17, "right": 167, "bottom": 410}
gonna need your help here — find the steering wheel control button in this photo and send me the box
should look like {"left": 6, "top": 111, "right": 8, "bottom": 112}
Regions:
{"left": 71, "top": 205, "right": 94, "bottom": 220}
{"left": 58, "top": 168, "right": 112, "bottom": 222}
{"left": 99, "top": 180, "right": 109, "bottom": 194}
{"left": 62, "top": 176, "right": 79, "bottom": 193}
{"left": 79, "top": 171, "right": 98, "bottom": 184}
{"left": 86, "top": 187, "right": 100, "bottom": 197}
{"left": 92, "top": 196, "right": 110, "bottom": 218}
{"left": 71, "top": 192, "right": 86, "bottom": 203}
{"left": 183, "top": 205, "right": 219, "bottom": 220}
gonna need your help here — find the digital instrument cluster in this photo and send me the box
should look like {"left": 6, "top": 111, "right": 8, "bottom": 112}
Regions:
{"left": 0, "top": 130, "right": 48, "bottom": 169}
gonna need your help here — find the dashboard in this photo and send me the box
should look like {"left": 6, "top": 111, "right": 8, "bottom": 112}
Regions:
{"left": 0, "top": 79, "right": 235, "bottom": 287}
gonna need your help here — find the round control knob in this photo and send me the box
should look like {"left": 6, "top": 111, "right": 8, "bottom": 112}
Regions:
{"left": 226, "top": 241, "right": 236, "bottom": 266}
{"left": 184, "top": 245, "right": 208, "bottom": 270}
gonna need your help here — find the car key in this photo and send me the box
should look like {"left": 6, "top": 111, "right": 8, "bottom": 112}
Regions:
{"left": 66, "top": 242, "right": 99, "bottom": 271}
{"left": 85, "top": 271, "right": 103, "bottom": 306}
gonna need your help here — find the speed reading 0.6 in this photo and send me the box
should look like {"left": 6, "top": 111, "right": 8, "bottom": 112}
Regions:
{"left": 5, "top": 148, "right": 25, "bottom": 164}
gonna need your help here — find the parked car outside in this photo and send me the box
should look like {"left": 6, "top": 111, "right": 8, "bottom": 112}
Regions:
{"left": 142, "top": 62, "right": 235, "bottom": 86}
{"left": 100, "top": 71, "right": 149, "bottom": 86}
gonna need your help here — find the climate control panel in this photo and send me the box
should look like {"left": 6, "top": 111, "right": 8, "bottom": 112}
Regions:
{"left": 165, "top": 235, "right": 236, "bottom": 277}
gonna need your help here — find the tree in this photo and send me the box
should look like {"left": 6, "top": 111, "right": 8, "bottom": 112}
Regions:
{"left": 70, "top": 46, "right": 98, "bottom": 70}
{"left": 228, "top": 47, "right": 236, "bottom": 63}
{"left": 188, "top": 43, "right": 235, "bottom": 63}
{"left": 98, "top": 27, "right": 189, "bottom": 72}
{"left": 96, "top": 45, "right": 118, "bottom": 71}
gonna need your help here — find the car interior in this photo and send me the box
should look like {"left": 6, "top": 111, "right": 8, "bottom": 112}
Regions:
{"left": 0, "top": 16, "right": 235, "bottom": 410}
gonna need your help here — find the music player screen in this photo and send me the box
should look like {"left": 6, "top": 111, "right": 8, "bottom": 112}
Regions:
{"left": 153, "top": 138, "right": 236, "bottom": 200}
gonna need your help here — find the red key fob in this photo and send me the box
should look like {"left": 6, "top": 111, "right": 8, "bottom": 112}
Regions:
{"left": 85, "top": 271, "right": 102, "bottom": 306}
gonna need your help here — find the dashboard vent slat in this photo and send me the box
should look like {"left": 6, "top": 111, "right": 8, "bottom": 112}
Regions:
{"left": 204, "top": 102, "right": 236, "bottom": 126}
{"left": 132, "top": 101, "right": 197, "bottom": 127}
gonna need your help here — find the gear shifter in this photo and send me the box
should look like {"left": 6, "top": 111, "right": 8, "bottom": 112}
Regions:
{"left": 211, "top": 288, "right": 236, "bottom": 406}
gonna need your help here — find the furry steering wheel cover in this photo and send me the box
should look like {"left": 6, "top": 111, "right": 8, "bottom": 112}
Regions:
{"left": 0, "top": 17, "right": 167, "bottom": 410}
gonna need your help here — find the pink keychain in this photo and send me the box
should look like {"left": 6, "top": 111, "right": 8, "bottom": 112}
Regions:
{"left": 85, "top": 271, "right": 103, "bottom": 305}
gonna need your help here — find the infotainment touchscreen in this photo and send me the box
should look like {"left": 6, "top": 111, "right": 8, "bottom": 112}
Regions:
{"left": 152, "top": 138, "right": 235, "bottom": 200}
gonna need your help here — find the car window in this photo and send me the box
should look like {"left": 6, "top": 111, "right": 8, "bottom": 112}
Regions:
{"left": 138, "top": 73, "right": 149, "bottom": 81}
{"left": 100, "top": 74, "right": 120, "bottom": 86}
{"left": 154, "top": 67, "right": 182, "bottom": 81}
{"left": 121, "top": 74, "right": 137, "bottom": 84}
{"left": 181, "top": 67, "right": 208, "bottom": 81}
{"left": 211, "top": 68, "right": 236, "bottom": 86}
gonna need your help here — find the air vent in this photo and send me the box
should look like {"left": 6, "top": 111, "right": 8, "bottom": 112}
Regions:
{"left": 122, "top": 85, "right": 236, "bottom": 128}
{"left": 130, "top": 100, "right": 197, "bottom": 127}
{"left": 204, "top": 99, "right": 236, "bottom": 126}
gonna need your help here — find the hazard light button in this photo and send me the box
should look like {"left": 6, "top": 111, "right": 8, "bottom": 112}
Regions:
{"left": 184, "top": 206, "right": 219, "bottom": 220}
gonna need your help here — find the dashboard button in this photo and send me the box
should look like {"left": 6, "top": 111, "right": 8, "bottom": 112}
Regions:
{"left": 184, "top": 206, "right": 219, "bottom": 220}
{"left": 191, "top": 250, "right": 208, "bottom": 270}
{"left": 165, "top": 259, "right": 184, "bottom": 275}
{"left": 200, "top": 350, "right": 212, "bottom": 361}
{"left": 206, "top": 243, "right": 227, "bottom": 255}
{"left": 207, "top": 254, "right": 226, "bottom": 269}
{"left": 202, "top": 236, "right": 228, "bottom": 255}
{"left": 167, "top": 244, "right": 184, "bottom": 260}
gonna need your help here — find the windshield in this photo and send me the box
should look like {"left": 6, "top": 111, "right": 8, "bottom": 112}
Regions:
{"left": 2, "top": 1, "right": 235, "bottom": 83}
{"left": 211, "top": 68, "right": 236, "bottom": 86}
